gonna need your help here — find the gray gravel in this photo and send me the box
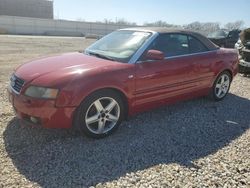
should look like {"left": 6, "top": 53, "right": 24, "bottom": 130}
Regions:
{"left": 0, "top": 35, "right": 250, "bottom": 188}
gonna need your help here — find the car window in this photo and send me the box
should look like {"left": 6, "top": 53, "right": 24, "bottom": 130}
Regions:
{"left": 147, "top": 34, "right": 208, "bottom": 58}
{"left": 188, "top": 36, "right": 208, "bottom": 53}
{"left": 86, "top": 30, "right": 152, "bottom": 63}
{"left": 228, "top": 30, "right": 240, "bottom": 39}
{"left": 150, "top": 34, "right": 189, "bottom": 57}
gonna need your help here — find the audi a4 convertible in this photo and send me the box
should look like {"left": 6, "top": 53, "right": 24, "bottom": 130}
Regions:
{"left": 8, "top": 28, "right": 239, "bottom": 138}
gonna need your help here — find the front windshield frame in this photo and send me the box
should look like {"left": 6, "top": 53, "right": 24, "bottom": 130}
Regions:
{"left": 85, "top": 30, "right": 154, "bottom": 63}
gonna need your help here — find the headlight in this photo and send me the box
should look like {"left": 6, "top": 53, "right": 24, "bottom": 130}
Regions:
{"left": 25, "top": 86, "right": 59, "bottom": 99}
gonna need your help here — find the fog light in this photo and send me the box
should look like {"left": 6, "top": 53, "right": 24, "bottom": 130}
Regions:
{"left": 30, "top": 116, "right": 39, "bottom": 124}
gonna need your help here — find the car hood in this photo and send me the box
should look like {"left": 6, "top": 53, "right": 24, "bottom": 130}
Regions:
{"left": 240, "top": 28, "right": 250, "bottom": 44}
{"left": 15, "top": 52, "right": 118, "bottom": 82}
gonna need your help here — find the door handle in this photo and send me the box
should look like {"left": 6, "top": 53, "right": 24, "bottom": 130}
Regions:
{"left": 128, "top": 75, "right": 134, "bottom": 79}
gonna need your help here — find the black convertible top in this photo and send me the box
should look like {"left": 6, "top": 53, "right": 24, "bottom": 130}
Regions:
{"left": 122, "top": 27, "right": 219, "bottom": 51}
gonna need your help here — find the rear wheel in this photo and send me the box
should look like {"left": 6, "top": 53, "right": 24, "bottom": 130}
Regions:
{"left": 74, "top": 90, "right": 125, "bottom": 138}
{"left": 211, "top": 71, "right": 232, "bottom": 101}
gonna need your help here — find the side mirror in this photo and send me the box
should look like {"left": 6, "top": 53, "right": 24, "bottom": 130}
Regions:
{"left": 145, "top": 50, "right": 165, "bottom": 60}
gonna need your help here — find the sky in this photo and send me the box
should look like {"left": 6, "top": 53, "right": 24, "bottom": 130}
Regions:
{"left": 54, "top": 0, "right": 250, "bottom": 27}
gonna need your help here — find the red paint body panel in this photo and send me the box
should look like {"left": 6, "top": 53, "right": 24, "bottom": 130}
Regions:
{"left": 8, "top": 87, "right": 75, "bottom": 128}
{"left": 8, "top": 47, "right": 239, "bottom": 129}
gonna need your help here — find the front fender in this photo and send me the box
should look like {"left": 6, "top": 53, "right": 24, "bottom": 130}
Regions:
{"left": 56, "top": 67, "right": 135, "bottom": 108}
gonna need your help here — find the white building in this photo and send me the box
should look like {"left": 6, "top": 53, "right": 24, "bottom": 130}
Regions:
{"left": 0, "top": 0, "right": 53, "bottom": 19}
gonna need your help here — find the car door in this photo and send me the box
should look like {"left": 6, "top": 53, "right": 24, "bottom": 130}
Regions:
{"left": 187, "top": 35, "right": 217, "bottom": 89}
{"left": 135, "top": 33, "right": 202, "bottom": 106}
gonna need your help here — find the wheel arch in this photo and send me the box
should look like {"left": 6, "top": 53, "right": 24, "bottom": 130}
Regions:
{"left": 210, "top": 69, "right": 232, "bottom": 101}
{"left": 217, "top": 69, "right": 233, "bottom": 81}
{"left": 223, "top": 69, "right": 233, "bottom": 79}
{"left": 209, "top": 68, "right": 233, "bottom": 92}
{"left": 73, "top": 87, "right": 129, "bottom": 124}
{"left": 98, "top": 87, "right": 129, "bottom": 119}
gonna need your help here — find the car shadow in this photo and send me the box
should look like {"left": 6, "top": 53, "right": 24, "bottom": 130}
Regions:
{"left": 242, "top": 74, "right": 250, "bottom": 78}
{"left": 3, "top": 94, "right": 250, "bottom": 187}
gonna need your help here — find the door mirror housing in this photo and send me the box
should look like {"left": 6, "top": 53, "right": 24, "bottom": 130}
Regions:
{"left": 145, "top": 50, "right": 165, "bottom": 60}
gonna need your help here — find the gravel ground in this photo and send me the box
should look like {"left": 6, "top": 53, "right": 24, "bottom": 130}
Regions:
{"left": 0, "top": 35, "right": 249, "bottom": 188}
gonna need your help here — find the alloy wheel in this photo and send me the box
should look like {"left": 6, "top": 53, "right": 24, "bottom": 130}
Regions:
{"left": 85, "top": 97, "right": 120, "bottom": 134}
{"left": 215, "top": 74, "right": 230, "bottom": 99}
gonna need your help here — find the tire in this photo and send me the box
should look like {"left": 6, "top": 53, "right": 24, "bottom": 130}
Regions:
{"left": 210, "top": 71, "right": 232, "bottom": 101}
{"left": 74, "top": 89, "right": 125, "bottom": 138}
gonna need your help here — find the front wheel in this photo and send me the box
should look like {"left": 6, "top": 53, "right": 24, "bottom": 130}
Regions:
{"left": 211, "top": 71, "right": 232, "bottom": 101}
{"left": 74, "top": 90, "right": 125, "bottom": 138}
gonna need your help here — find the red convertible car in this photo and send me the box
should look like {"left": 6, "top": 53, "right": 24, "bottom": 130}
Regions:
{"left": 8, "top": 28, "right": 239, "bottom": 138}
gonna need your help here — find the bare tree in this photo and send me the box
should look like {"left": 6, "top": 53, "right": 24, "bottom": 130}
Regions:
{"left": 143, "top": 20, "right": 181, "bottom": 28}
{"left": 202, "top": 22, "right": 220, "bottom": 35}
{"left": 184, "top": 21, "right": 220, "bottom": 35}
{"left": 115, "top": 18, "right": 137, "bottom": 26}
{"left": 93, "top": 18, "right": 245, "bottom": 35}
{"left": 224, "top": 20, "right": 244, "bottom": 30}
{"left": 98, "top": 18, "right": 136, "bottom": 26}
{"left": 103, "top": 18, "right": 113, "bottom": 24}
{"left": 184, "top": 22, "right": 203, "bottom": 31}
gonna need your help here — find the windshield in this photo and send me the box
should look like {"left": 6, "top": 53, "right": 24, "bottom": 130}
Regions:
{"left": 85, "top": 30, "right": 152, "bottom": 63}
{"left": 208, "top": 30, "right": 228, "bottom": 38}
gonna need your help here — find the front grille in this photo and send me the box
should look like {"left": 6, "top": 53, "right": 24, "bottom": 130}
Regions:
{"left": 10, "top": 75, "right": 25, "bottom": 94}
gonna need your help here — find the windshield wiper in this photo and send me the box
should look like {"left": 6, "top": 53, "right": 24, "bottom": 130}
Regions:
{"left": 87, "top": 51, "right": 115, "bottom": 61}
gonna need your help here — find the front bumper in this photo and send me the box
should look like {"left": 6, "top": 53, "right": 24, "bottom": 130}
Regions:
{"left": 7, "top": 87, "right": 76, "bottom": 129}
{"left": 239, "top": 59, "right": 250, "bottom": 73}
